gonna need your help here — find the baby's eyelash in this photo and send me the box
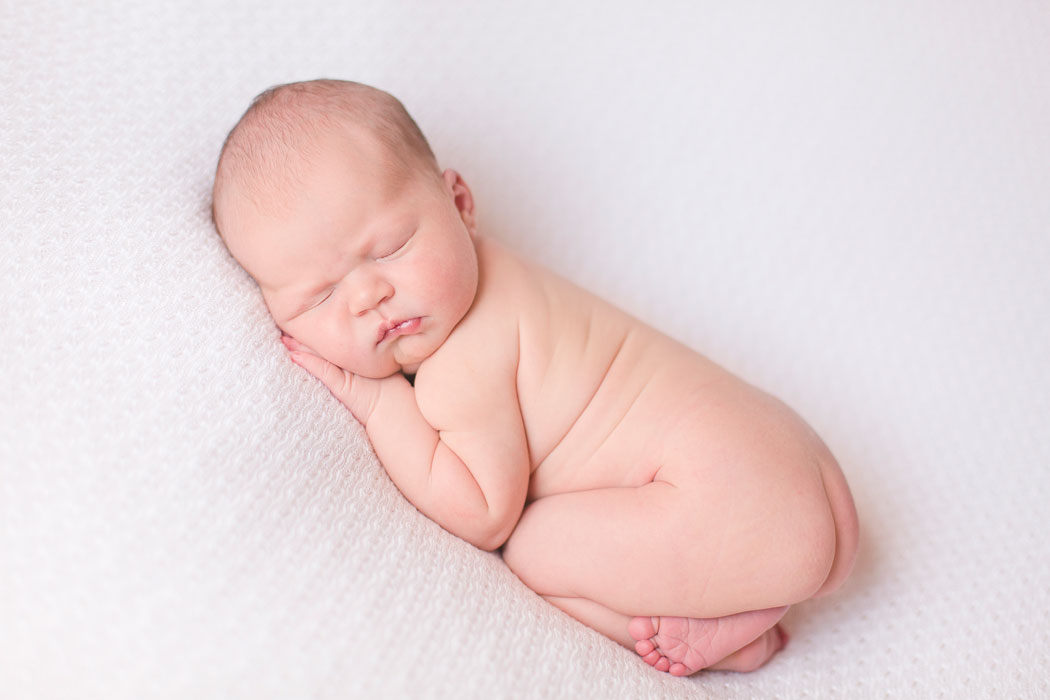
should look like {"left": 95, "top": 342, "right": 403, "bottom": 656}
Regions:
{"left": 377, "top": 233, "right": 414, "bottom": 260}
{"left": 313, "top": 288, "right": 335, "bottom": 307}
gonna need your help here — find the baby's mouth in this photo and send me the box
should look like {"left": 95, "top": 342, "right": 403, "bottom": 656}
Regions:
{"left": 377, "top": 317, "right": 422, "bottom": 344}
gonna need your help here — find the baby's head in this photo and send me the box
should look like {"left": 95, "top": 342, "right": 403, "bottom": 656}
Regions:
{"left": 213, "top": 79, "right": 480, "bottom": 378}
{"left": 213, "top": 79, "right": 443, "bottom": 227}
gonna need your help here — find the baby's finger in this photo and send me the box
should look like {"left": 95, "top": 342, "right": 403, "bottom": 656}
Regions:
{"left": 280, "top": 334, "right": 320, "bottom": 356}
{"left": 289, "top": 350, "right": 354, "bottom": 406}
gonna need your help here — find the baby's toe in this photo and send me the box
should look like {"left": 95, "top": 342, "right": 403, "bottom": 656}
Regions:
{"left": 640, "top": 648, "right": 662, "bottom": 666}
{"left": 634, "top": 639, "right": 656, "bottom": 656}
{"left": 628, "top": 616, "right": 658, "bottom": 642}
{"left": 668, "top": 662, "right": 690, "bottom": 677}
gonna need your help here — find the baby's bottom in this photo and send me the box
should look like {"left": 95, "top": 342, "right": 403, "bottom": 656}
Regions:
{"left": 500, "top": 458, "right": 858, "bottom": 675}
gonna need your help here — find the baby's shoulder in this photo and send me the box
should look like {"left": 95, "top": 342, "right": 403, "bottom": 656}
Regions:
{"left": 412, "top": 237, "right": 527, "bottom": 404}
{"left": 474, "top": 235, "right": 534, "bottom": 299}
{"left": 455, "top": 236, "right": 529, "bottom": 340}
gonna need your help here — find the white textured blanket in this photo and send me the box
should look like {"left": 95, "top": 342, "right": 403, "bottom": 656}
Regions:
{"left": 3, "top": 1, "right": 1048, "bottom": 698}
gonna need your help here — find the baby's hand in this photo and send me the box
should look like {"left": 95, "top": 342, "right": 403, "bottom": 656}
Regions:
{"left": 281, "top": 334, "right": 383, "bottom": 425}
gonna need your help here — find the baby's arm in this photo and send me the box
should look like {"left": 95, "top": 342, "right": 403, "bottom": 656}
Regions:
{"left": 283, "top": 336, "right": 529, "bottom": 551}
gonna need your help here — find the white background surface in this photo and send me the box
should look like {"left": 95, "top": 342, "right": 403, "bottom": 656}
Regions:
{"left": 3, "top": 1, "right": 1049, "bottom": 697}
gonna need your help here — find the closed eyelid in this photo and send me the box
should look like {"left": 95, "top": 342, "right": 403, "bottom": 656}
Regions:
{"left": 376, "top": 231, "right": 415, "bottom": 260}
{"left": 312, "top": 287, "right": 336, "bottom": 306}
{"left": 288, "top": 286, "right": 334, "bottom": 319}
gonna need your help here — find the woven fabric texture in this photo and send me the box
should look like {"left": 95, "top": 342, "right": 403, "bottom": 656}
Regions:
{"left": 3, "top": 1, "right": 1049, "bottom": 698}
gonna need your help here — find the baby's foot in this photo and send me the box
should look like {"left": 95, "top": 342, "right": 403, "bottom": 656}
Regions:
{"left": 627, "top": 606, "right": 789, "bottom": 676}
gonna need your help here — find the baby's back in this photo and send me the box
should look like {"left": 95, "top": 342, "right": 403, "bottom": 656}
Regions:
{"left": 476, "top": 238, "right": 755, "bottom": 501}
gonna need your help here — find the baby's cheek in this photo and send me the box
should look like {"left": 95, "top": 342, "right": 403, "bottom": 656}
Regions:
{"left": 414, "top": 266, "right": 451, "bottom": 304}
{"left": 439, "top": 250, "right": 477, "bottom": 303}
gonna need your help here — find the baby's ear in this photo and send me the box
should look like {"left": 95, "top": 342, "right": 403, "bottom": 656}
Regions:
{"left": 442, "top": 168, "right": 478, "bottom": 236}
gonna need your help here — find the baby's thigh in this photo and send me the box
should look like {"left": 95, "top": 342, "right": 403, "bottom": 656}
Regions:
{"left": 503, "top": 478, "right": 802, "bottom": 617}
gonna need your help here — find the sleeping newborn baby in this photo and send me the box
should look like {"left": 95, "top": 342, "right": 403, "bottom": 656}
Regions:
{"left": 212, "top": 79, "right": 859, "bottom": 676}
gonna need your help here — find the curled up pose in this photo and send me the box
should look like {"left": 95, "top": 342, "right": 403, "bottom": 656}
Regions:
{"left": 212, "top": 79, "right": 859, "bottom": 676}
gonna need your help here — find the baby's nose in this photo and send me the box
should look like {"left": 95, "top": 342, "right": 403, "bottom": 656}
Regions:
{"left": 349, "top": 273, "right": 394, "bottom": 315}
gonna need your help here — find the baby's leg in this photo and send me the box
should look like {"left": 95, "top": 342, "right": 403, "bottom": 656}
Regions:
{"left": 502, "top": 471, "right": 855, "bottom": 675}
{"left": 502, "top": 480, "right": 837, "bottom": 619}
